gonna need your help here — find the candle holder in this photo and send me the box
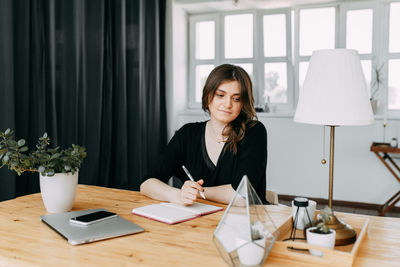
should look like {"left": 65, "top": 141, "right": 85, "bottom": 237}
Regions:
{"left": 290, "top": 197, "right": 313, "bottom": 240}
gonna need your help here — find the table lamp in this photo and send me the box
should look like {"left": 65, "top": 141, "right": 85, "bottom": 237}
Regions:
{"left": 294, "top": 49, "right": 374, "bottom": 245}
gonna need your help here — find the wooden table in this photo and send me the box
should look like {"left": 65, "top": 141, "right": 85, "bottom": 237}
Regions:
{"left": 0, "top": 185, "right": 399, "bottom": 266}
{"left": 370, "top": 142, "right": 400, "bottom": 215}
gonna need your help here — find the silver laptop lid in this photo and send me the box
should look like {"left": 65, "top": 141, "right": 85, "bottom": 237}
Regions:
{"left": 40, "top": 208, "right": 144, "bottom": 245}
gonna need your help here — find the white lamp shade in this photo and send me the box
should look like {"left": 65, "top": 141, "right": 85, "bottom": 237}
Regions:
{"left": 294, "top": 49, "right": 374, "bottom": 126}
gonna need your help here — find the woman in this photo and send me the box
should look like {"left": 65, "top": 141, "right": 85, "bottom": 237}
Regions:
{"left": 140, "top": 64, "right": 268, "bottom": 205}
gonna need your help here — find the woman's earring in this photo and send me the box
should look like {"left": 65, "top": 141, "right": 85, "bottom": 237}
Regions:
{"left": 321, "top": 126, "right": 327, "bottom": 165}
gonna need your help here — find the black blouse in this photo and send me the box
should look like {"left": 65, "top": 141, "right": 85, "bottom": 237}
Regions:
{"left": 142, "top": 120, "right": 268, "bottom": 203}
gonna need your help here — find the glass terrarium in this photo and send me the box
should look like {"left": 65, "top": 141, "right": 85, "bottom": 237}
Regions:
{"left": 213, "top": 175, "right": 279, "bottom": 267}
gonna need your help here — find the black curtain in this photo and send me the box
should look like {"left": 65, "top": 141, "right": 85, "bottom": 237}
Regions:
{"left": 0, "top": 0, "right": 166, "bottom": 201}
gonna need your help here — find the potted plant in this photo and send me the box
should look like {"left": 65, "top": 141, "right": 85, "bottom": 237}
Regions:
{"left": 305, "top": 207, "right": 336, "bottom": 257}
{"left": 236, "top": 221, "right": 268, "bottom": 266}
{"left": 0, "top": 128, "right": 86, "bottom": 213}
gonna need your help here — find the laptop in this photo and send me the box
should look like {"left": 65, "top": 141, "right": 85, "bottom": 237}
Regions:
{"left": 40, "top": 208, "right": 144, "bottom": 245}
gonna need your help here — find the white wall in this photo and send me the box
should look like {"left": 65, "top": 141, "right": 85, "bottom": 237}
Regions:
{"left": 165, "top": 1, "right": 400, "bottom": 206}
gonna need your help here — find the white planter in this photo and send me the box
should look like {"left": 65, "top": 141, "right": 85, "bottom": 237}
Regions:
{"left": 236, "top": 237, "right": 265, "bottom": 266}
{"left": 306, "top": 227, "right": 336, "bottom": 257}
{"left": 39, "top": 172, "right": 78, "bottom": 213}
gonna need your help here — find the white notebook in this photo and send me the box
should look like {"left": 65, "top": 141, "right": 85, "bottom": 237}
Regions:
{"left": 131, "top": 202, "right": 223, "bottom": 224}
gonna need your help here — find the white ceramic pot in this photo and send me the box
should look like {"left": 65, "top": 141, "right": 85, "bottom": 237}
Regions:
{"left": 306, "top": 227, "right": 336, "bottom": 257}
{"left": 236, "top": 237, "right": 265, "bottom": 266}
{"left": 39, "top": 172, "right": 78, "bottom": 213}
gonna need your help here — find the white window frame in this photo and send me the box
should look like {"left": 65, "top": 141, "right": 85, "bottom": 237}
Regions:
{"left": 293, "top": 3, "right": 340, "bottom": 106}
{"left": 339, "top": 1, "right": 380, "bottom": 99}
{"left": 258, "top": 9, "right": 293, "bottom": 111}
{"left": 384, "top": 0, "right": 400, "bottom": 116}
{"left": 189, "top": 14, "right": 220, "bottom": 109}
{"left": 187, "top": 0, "right": 399, "bottom": 118}
{"left": 188, "top": 9, "right": 292, "bottom": 111}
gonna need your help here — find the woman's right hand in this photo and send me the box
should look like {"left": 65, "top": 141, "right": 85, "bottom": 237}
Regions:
{"left": 179, "top": 179, "right": 204, "bottom": 205}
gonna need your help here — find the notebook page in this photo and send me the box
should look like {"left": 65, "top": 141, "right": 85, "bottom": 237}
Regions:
{"left": 132, "top": 204, "right": 197, "bottom": 224}
{"left": 161, "top": 202, "right": 223, "bottom": 215}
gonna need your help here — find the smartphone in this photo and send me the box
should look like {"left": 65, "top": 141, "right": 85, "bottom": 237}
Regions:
{"left": 69, "top": 211, "right": 117, "bottom": 226}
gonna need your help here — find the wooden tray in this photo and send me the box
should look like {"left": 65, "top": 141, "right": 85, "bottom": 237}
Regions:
{"left": 268, "top": 212, "right": 369, "bottom": 267}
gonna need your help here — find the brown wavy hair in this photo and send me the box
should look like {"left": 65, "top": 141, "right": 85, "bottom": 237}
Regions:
{"left": 202, "top": 64, "right": 257, "bottom": 154}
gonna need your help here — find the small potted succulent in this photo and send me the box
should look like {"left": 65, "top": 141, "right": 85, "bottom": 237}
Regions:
{"left": 236, "top": 221, "right": 268, "bottom": 266}
{"left": 305, "top": 207, "right": 336, "bottom": 257}
{"left": 0, "top": 128, "right": 86, "bottom": 213}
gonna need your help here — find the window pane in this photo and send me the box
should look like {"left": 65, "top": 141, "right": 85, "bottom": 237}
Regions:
{"left": 360, "top": 60, "right": 371, "bottom": 98}
{"left": 346, "top": 9, "right": 373, "bottom": 54}
{"left": 299, "top": 8, "right": 335, "bottom": 56}
{"left": 264, "top": 63, "right": 287, "bottom": 103}
{"left": 195, "top": 65, "right": 214, "bottom": 102}
{"left": 389, "top": 3, "right": 400, "bottom": 53}
{"left": 263, "top": 14, "right": 286, "bottom": 57}
{"left": 299, "top": 61, "right": 309, "bottom": 91}
{"left": 388, "top": 60, "right": 400, "bottom": 109}
{"left": 235, "top": 63, "right": 253, "bottom": 82}
{"left": 225, "top": 14, "right": 253, "bottom": 58}
{"left": 195, "top": 21, "right": 215, "bottom": 60}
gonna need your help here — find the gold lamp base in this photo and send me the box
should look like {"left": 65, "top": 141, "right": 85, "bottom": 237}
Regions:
{"left": 323, "top": 126, "right": 356, "bottom": 246}
{"left": 325, "top": 213, "right": 356, "bottom": 246}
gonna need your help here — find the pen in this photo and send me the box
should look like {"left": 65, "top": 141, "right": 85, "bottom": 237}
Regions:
{"left": 182, "top": 165, "right": 206, "bottom": 199}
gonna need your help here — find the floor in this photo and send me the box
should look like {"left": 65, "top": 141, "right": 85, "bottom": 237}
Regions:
{"left": 278, "top": 199, "right": 400, "bottom": 218}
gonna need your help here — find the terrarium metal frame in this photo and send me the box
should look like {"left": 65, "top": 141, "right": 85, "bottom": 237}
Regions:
{"left": 213, "top": 175, "right": 279, "bottom": 267}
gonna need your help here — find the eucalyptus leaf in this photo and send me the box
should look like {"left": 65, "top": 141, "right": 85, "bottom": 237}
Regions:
{"left": 17, "top": 139, "right": 25, "bottom": 146}
{"left": 8, "top": 140, "right": 17, "bottom": 147}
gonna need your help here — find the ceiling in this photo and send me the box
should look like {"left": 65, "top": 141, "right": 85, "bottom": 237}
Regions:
{"left": 175, "top": 0, "right": 348, "bottom": 14}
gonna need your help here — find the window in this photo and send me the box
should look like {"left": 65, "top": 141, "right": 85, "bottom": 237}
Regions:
{"left": 346, "top": 9, "right": 373, "bottom": 54}
{"left": 195, "top": 21, "right": 215, "bottom": 60}
{"left": 388, "top": 60, "right": 400, "bottom": 109}
{"left": 389, "top": 2, "right": 400, "bottom": 53}
{"left": 224, "top": 14, "right": 253, "bottom": 58}
{"left": 344, "top": 6, "right": 374, "bottom": 98}
{"left": 188, "top": 1, "right": 398, "bottom": 117}
{"left": 263, "top": 14, "right": 286, "bottom": 57}
{"left": 195, "top": 65, "right": 214, "bottom": 102}
{"left": 299, "top": 7, "right": 336, "bottom": 56}
{"left": 262, "top": 12, "right": 291, "bottom": 109}
{"left": 296, "top": 6, "right": 336, "bottom": 99}
{"left": 189, "top": 10, "right": 291, "bottom": 110}
{"left": 388, "top": 2, "right": 400, "bottom": 110}
{"left": 189, "top": 15, "right": 218, "bottom": 108}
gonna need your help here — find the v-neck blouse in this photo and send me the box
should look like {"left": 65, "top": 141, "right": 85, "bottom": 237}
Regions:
{"left": 142, "top": 120, "right": 268, "bottom": 203}
{"left": 201, "top": 123, "right": 227, "bottom": 170}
